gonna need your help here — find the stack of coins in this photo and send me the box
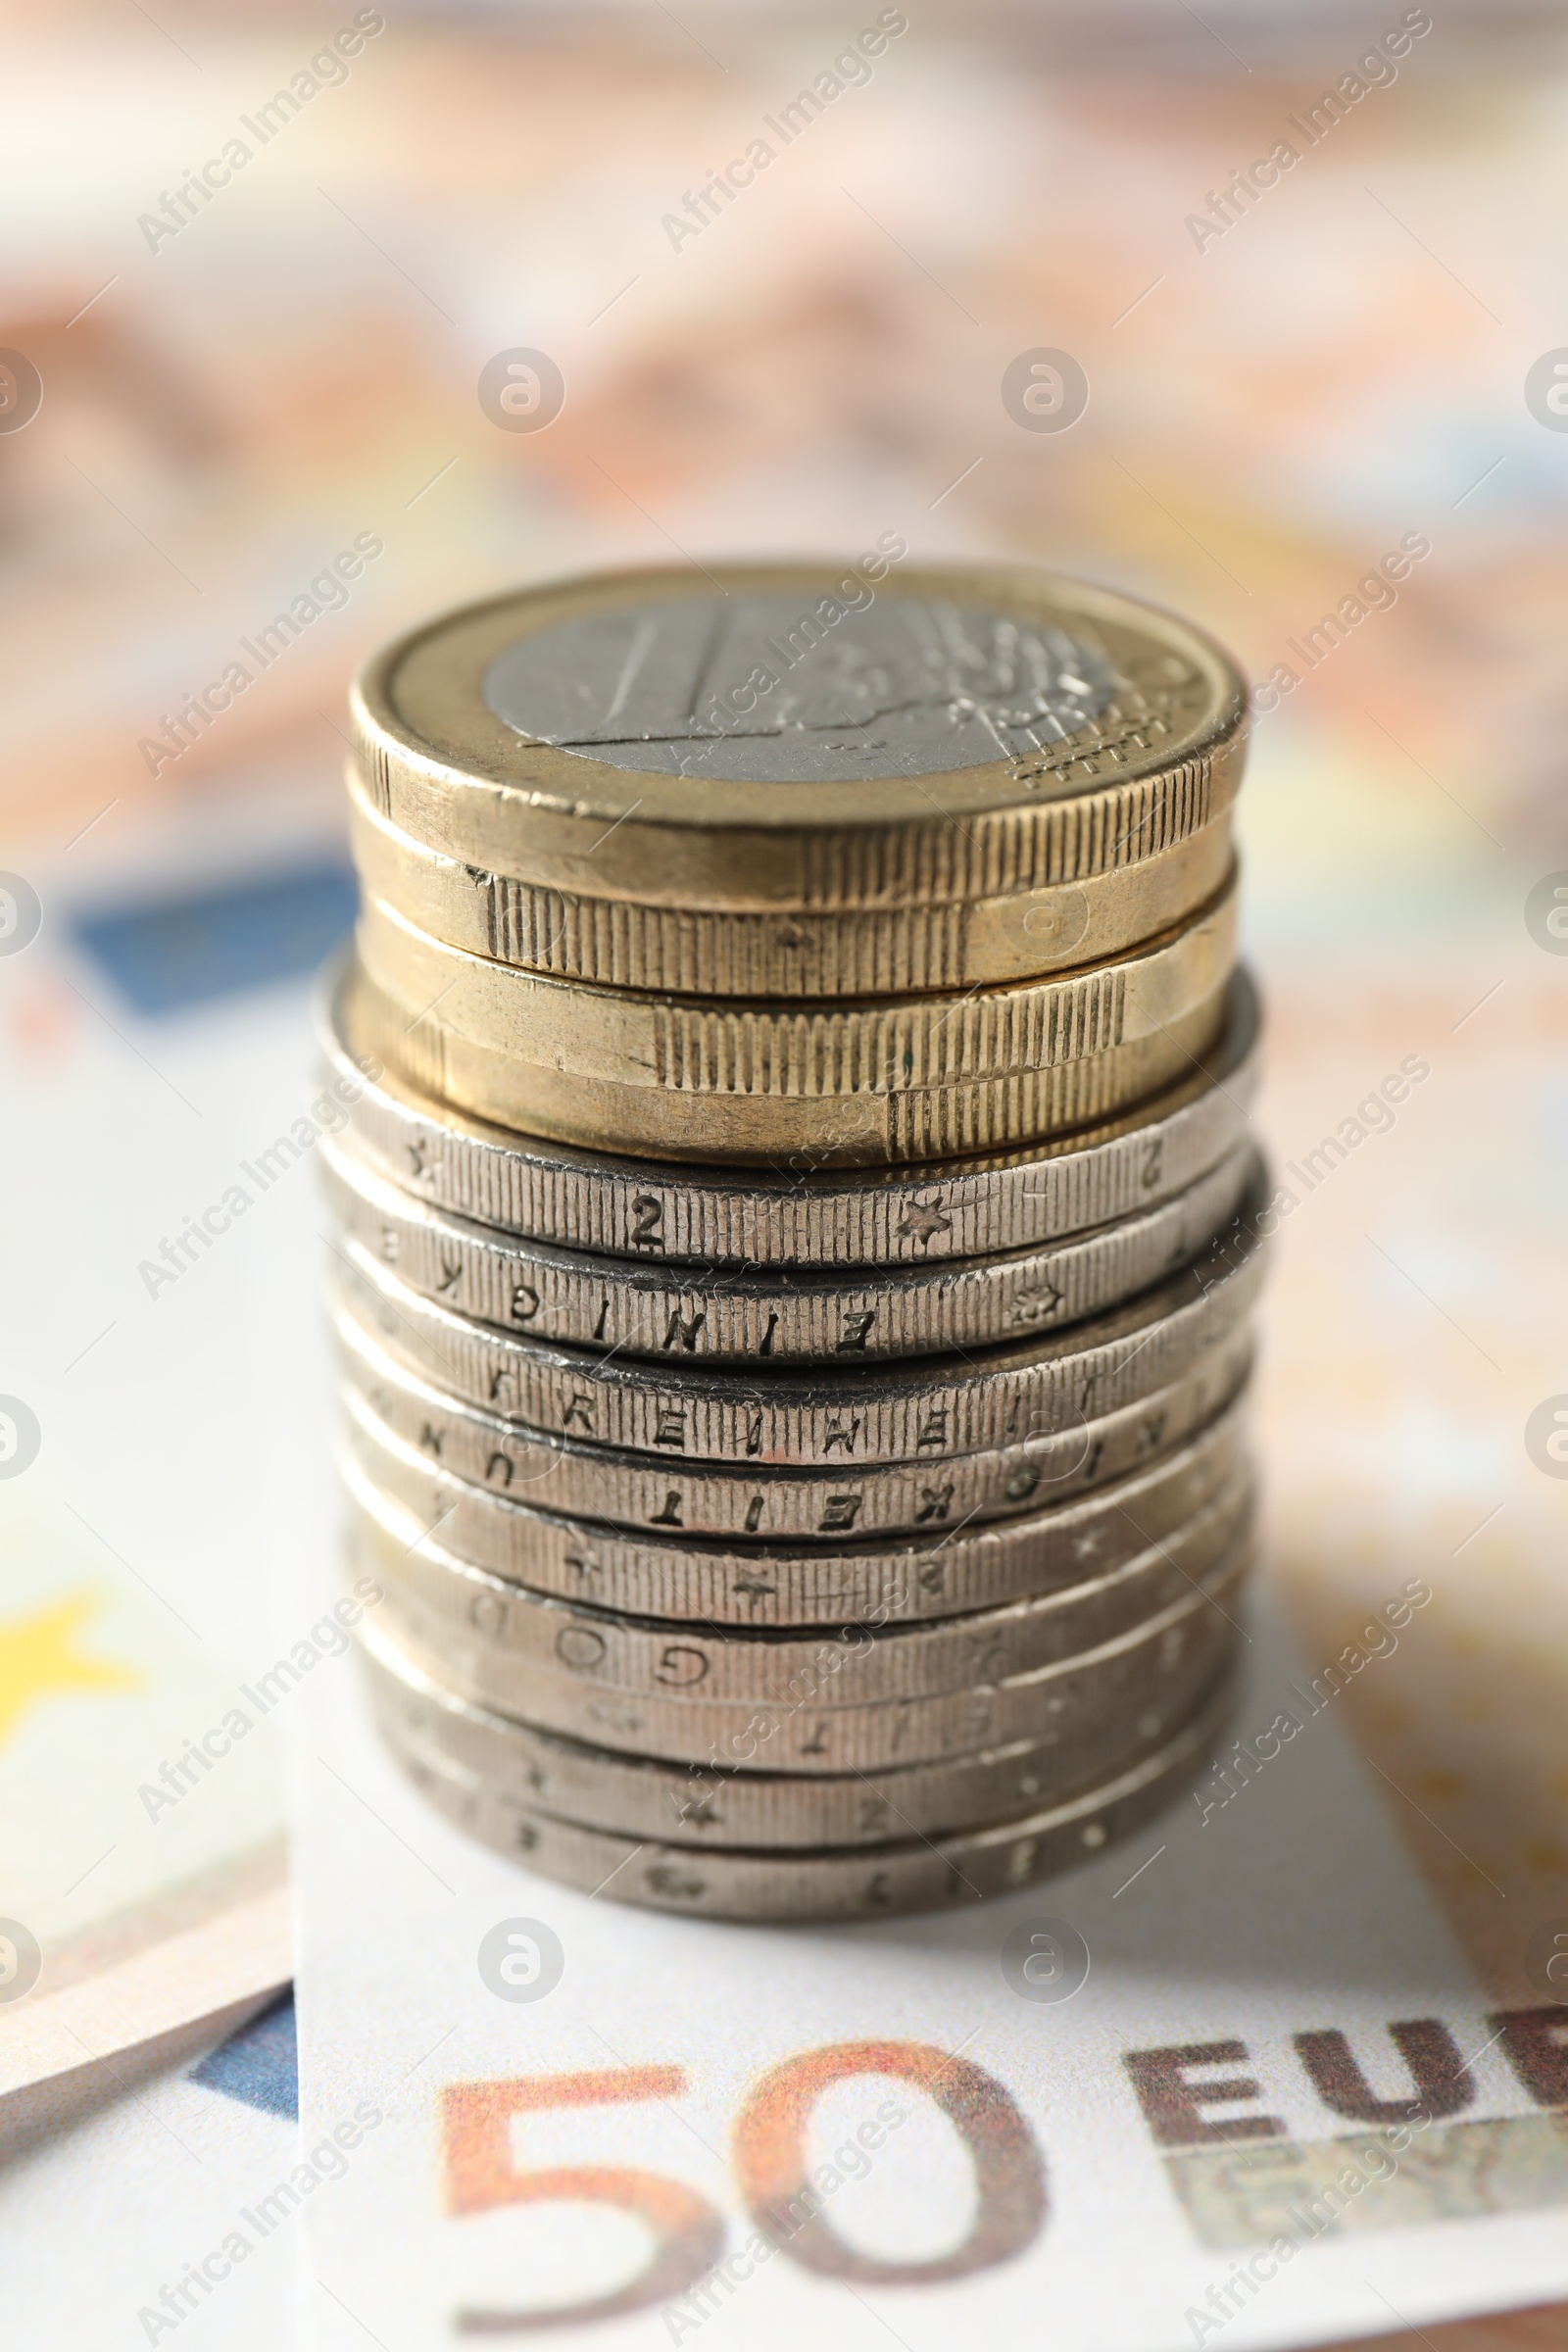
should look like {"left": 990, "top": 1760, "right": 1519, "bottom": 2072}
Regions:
{"left": 322, "top": 563, "right": 1265, "bottom": 1922}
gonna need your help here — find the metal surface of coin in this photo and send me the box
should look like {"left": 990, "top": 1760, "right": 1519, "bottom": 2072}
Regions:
{"left": 336, "top": 1313, "right": 1253, "bottom": 1541}
{"left": 322, "top": 956, "right": 1260, "bottom": 1265}
{"left": 481, "top": 590, "right": 1119, "bottom": 784}
{"left": 341, "top": 1386, "right": 1250, "bottom": 1625}
{"left": 349, "top": 770, "right": 1235, "bottom": 996}
{"left": 348, "top": 860, "right": 1230, "bottom": 1100}
{"left": 357, "top": 1610, "right": 1232, "bottom": 1848}
{"left": 351, "top": 1459, "right": 1251, "bottom": 1704}
{"left": 364, "top": 1532, "right": 1246, "bottom": 1771}
{"left": 352, "top": 565, "right": 1248, "bottom": 911}
{"left": 321, "top": 1130, "right": 1255, "bottom": 1365}
{"left": 356, "top": 950, "right": 1229, "bottom": 1166}
{"left": 326, "top": 1178, "right": 1266, "bottom": 1464}
{"left": 371, "top": 1668, "right": 1239, "bottom": 1919}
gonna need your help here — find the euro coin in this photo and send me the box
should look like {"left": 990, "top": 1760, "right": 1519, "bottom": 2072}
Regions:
{"left": 326, "top": 1174, "right": 1267, "bottom": 1466}
{"left": 364, "top": 1530, "right": 1245, "bottom": 1772}
{"left": 357, "top": 1606, "right": 1230, "bottom": 1848}
{"left": 349, "top": 563, "right": 1248, "bottom": 913}
{"left": 350, "top": 1458, "right": 1251, "bottom": 1705}
{"left": 323, "top": 954, "right": 1260, "bottom": 1264}
{"left": 369, "top": 1664, "right": 1239, "bottom": 1919}
{"left": 338, "top": 1383, "right": 1250, "bottom": 1625}
{"left": 336, "top": 1313, "right": 1253, "bottom": 1544}
{"left": 348, "top": 764, "right": 1235, "bottom": 996}
{"left": 353, "top": 870, "right": 1236, "bottom": 1164}
{"left": 320, "top": 1127, "right": 1254, "bottom": 1363}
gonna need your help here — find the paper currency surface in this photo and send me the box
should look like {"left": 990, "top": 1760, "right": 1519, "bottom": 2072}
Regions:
{"left": 0, "top": 1479, "right": 288, "bottom": 2107}
{"left": 1246, "top": 951, "right": 1568, "bottom": 2018}
{"left": 2, "top": 1992, "right": 303, "bottom": 2349}
{"left": 0, "top": 852, "right": 351, "bottom": 2106}
{"left": 292, "top": 1574, "right": 1568, "bottom": 2352}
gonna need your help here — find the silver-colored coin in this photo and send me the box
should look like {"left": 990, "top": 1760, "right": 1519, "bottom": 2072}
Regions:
{"left": 321, "top": 956, "right": 1260, "bottom": 1266}
{"left": 321, "top": 1128, "right": 1255, "bottom": 1365}
{"left": 372, "top": 1670, "right": 1239, "bottom": 1920}
{"left": 341, "top": 1385, "right": 1250, "bottom": 1625}
{"left": 324, "top": 1174, "right": 1267, "bottom": 1467}
{"left": 356, "top": 1606, "right": 1230, "bottom": 1847}
{"left": 336, "top": 1307, "right": 1254, "bottom": 1541}
{"left": 360, "top": 1532, "right": 1247, "bottom": 1772}
{"left": 481, "top": 591, "right": 1118, "bottom": 785}
{"left": 351, "top": 1458, "right": 1251, "bottom": 1704}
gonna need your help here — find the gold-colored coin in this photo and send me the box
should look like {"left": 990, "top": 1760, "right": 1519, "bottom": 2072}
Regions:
{"left": 348, "top": 765, "right": 1234, "bottom": 997}
{"left": 349, "top": 563, "right": 1248, "bottom": 913}
{"left": 353, "top": 872, "right": 1236, "bottom": 1166}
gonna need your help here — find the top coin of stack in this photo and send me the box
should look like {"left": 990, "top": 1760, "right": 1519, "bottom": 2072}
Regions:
{"left": 346, "top": 561, "right": 1246, "bottom": 1165}
{"left": 327, "top": 561, "right": 1262, "bottom": 1922}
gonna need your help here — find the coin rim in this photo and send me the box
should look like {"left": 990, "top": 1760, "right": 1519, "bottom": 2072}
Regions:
{"left": 325, "top": 1167, "right": 1268, "bottom": 1466}
{"left": 350, "top": 1457, "right": 1254, "bottom": 1704}
{"left": 321, "top": 953, "right": 1261, "bottom": 1262}
{"left": 356, "top": 1605, "right": 1236, "bottom": 1849}
{"left": 350, "top": 563, "right": 1249, "bottom": 907}
{"left": 319, "top": 1126, "right": 1255, "bottom": 1363}
{"left": 370, "top": 1660, "right": 1241, "bottom": 1916}
{"left": 338, "top": 1381, "right": 1250, "bottom": 1623}
{"left": 368, "top": 1534, "right": 1247, "bottom": 1770}
{"left": 357, "top": 867, "right": 1238, "bottom": 1094}
{"left": 346, "top": 760, "right": 1238, "bottom": 995}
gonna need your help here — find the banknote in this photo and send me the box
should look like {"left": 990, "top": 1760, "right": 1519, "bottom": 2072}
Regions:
{"left": 0, "top": 1478, "right": 290, "bottom": 2111}
{"left": 0, "top": 857, "right": 360, "bottom": 2111}
{"left": 0, "top": 1989, "right": 303, "bottom": 2349}
{"left": 288, "top": 1559, "right": 1568, "bottom": 2352}
{"left": 1246, "top": 940, "right": 1568, "bottom": 2014}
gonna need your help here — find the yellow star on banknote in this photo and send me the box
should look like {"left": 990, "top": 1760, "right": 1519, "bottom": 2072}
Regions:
{"left": 0, "top": 1593, "right": 139, "bottom": 1747}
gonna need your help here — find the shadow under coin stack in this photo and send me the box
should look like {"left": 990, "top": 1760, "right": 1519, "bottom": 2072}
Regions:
{"left": 322, "top": 563, "right": 1267, "bottom": 1922}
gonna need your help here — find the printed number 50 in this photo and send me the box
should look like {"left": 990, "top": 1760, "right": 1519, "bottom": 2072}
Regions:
{"left": 442, "top": 2040, "right": 1046, "bottom": 2328}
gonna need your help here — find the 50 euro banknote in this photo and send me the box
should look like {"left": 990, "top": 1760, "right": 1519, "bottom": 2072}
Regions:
{"left": 291, "top": 1579, "right": 1568, "bottom": 2352}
